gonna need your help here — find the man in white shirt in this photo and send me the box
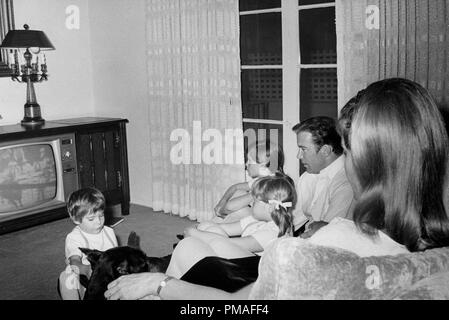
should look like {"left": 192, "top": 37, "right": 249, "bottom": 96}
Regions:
{"left": 292, "top": 116, "right": 354, "bottom": 238}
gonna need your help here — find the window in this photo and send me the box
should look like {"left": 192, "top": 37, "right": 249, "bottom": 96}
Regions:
{"left": 240, "top": 4, "right": 283, "bottom": 160}
{"left": 298, "top": 3, "right": 337, "bottom": 121}
{"left": 239, "top": 0, "right": 337, "bottom": 178}
{"left": 0, "top": 0, "right": 14, "bottom": 77}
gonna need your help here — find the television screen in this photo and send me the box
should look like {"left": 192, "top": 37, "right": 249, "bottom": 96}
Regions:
{"left": 0, "top": 144, "right": 57, "bottom": 214}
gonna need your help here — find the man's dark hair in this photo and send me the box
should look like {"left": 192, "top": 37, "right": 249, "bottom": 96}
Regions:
{"left": 292, "top": 116, "right": 343, "bottom": 155}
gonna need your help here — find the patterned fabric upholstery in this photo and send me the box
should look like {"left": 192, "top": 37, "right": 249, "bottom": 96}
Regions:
{"left": 249, "top": 237, "right": 449, "bottom": 300}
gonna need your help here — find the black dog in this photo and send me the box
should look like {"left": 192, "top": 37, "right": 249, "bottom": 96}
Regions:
{"left": 80, "top": 232, "right": 171, "bottom": 300}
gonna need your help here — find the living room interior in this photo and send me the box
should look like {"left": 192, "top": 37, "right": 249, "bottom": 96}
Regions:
{"left": 0, "top": 0, "right": 197, "bottom": 300}
{"left": 1, "top": 0, "right": 449, "bottom": 300}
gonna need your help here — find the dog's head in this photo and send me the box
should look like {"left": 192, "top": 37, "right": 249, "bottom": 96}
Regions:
{"left": 81, "top": 246, "right": 150, "bottom": 278}
{"left": 80, "top": 246, "right": 150, "bottom": 300}
{"left": 78, "top": 231, "right": 172, "bottom": 300}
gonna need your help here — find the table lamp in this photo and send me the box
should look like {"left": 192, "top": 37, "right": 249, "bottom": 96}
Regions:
{"left": 0, "top": 24, "right": 55, "bottom": 126}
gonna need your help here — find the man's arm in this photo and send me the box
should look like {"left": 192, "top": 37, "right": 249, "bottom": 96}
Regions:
{"left": 292, "top": 173, "right": 315, "bottom": 231}
{"left": 301, "top": 175, "right": 354, "bottom": 238}
{"left": 105, "top": 272, "right": 253, "bottom": 300}
{"left": 300, "top": 221, "right": 328, "bottom": 239}
{"left": 293, "top": 210, "right": 309, "bottom": 232}
{"left": 160, "top": 276, "right": 253, "bottom": 300}
{"left": 322, "top": 179, "right": 354, "bottom": 222}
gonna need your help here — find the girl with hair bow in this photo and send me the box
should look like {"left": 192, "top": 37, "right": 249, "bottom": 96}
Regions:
{"left": 164, "top": 175, "right": 297, "bottom": 279}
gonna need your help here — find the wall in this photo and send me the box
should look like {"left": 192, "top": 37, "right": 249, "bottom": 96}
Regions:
{"left": 88, "top": 0, "right": 151, "bottom": 207}
{"left": 0, "top": 0, "right": 95, "bottom": 124}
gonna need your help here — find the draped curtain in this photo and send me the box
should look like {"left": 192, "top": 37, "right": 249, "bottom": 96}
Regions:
{"left": 145, "top": 0, "right": 245, "bottom": 221}
{"left": 336, "top": 0, "right": 449, "bottom": 109}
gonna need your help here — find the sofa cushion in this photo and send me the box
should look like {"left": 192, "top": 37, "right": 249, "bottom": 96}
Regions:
{"left": 248, "top": 237, "right": 449, "bottom": 299}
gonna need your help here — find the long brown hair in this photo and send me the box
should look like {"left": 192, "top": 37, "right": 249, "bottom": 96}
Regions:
{"left": 339, "top": 78, "right": 449, "bottom": 251}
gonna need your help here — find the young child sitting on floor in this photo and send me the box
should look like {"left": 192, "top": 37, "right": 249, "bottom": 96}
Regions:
{"left": 213, "top": 140, "right": 285, "bottom": 223}
{"left": 58, "top": 187, "right": 118, "bottom": 300}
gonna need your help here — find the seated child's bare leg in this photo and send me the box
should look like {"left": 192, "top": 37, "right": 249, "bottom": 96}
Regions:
{"left": 197, "top": 221, "right": 216, "bottom": 231}
{"left": 208, "top": 237, "right": 254, "bottom": 259}
{"left": 166, "top": 237, "right": 217, "bottom": 279}
{"left": 197, "top": 222, "right": 228, "bottom": 236}
{"left": 204, "top": 225, "right": 228, "bottom": 236}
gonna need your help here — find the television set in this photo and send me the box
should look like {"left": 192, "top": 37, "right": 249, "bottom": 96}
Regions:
{"left": 0, "top": 133, "right": 79, "bottom": 227}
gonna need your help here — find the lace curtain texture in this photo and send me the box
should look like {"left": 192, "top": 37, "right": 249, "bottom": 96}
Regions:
{"left": 336, "top": 0, "right": 449, "bottom": 109}
{"left": 145, "top": 0, "right": 245, "bottom": 221}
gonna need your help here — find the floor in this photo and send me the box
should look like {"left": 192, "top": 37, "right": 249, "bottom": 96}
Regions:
{"left": 0, "top": 204, "right": 196, "bottom": 300}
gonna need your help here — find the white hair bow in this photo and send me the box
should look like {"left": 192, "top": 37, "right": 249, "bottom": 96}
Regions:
{"left": 268, "top": 200, "right": 292, "bottom": 210}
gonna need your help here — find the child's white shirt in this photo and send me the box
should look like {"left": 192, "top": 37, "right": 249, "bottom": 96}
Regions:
{"left": 240, "top": 216, "right": 279, "bottom": 255}
{"left": 65, "top": 226, "right": 118, "bottom": 265}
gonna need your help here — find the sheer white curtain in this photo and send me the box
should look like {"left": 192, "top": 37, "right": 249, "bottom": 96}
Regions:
{"left": 145, "top": 0, "right": 245, "bottom": 221}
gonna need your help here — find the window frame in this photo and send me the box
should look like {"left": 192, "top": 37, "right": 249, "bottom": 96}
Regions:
{"left": 240, "top": 0, "right": 337, "bottom": 180}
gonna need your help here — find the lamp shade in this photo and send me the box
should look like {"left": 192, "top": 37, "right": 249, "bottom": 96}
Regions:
{"left": 0, "top": 24, "right": 55, "bottom": 50}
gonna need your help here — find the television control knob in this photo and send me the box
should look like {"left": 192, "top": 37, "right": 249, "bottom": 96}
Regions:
{"left": 64, "top": 151, "right": 72, "bottom": 159}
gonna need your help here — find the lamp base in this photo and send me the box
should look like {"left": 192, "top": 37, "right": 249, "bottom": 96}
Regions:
{"left": 21, "top": 103, "right": 45, "bottom": 126}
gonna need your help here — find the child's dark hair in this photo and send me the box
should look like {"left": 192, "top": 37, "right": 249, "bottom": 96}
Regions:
{"left": 67, "top": 187, "right": 105, "bottom": 223}
{"left": 251, "top": 174, "right": 297, "bottom": 237}
{"left": 246, "top": 139, "right": 285, "bottom": 173}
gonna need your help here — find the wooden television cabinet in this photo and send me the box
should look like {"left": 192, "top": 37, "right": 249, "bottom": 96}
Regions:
{"left": 0, "top": 117, "right": 130, "bottom": 234}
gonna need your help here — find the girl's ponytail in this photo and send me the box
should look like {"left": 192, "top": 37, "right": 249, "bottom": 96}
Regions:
{"left": 271, "top": 205, "right": 294, "bottom": 237}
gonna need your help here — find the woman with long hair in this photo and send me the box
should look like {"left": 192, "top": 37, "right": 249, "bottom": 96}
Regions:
{"left": 338, "top": 78, "right": 449, "bottom": 252}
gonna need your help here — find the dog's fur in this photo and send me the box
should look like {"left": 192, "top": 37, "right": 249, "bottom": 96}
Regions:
{"left": 80, "top": 232, "right": 171, "bottom": 300}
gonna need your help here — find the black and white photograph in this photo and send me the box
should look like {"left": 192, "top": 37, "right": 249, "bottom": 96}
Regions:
{"left": 0, "top": 0, "right": 449, "bottom": 307}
